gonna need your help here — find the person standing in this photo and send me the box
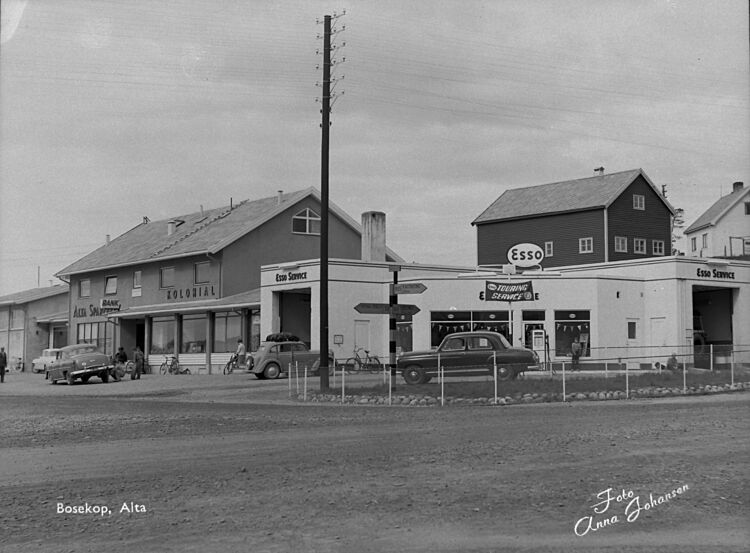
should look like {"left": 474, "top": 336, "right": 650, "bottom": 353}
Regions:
{"left": 132, "top": 346, "right": 144, "bottom": 380}
{"left": 236, "top": 339, "right": 246, "bottom": 368}
{"left": 0, "top": 347, "right": 7, "bottom": 383}
{"left": 571, "top": 338, "right": 582, "bottom": 371}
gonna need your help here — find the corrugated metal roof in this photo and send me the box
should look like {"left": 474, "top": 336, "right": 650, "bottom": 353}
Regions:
{"left": 472, "top": 169, "right": 671, "bottom": 224}
{"left": 0, "top": 284, "right": 69, "bottom": 306}
{"left": 56, "top": 188, "right": 402, "bottom": 277}
{"left": 684, "top": 186, "right": 750, "bottom": 234}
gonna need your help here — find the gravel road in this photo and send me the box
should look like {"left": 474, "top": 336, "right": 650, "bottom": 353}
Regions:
{"left": 1, "top": 372, "right": 748, "bottom": 552}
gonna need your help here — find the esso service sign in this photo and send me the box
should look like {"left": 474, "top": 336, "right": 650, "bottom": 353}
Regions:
{"left": 507, "top": 243, "right": 545, "bottom": 267}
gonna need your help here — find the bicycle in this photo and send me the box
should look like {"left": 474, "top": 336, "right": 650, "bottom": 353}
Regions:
{"left": 223, "top": 353, "right": 250, "bottom": 375}
{"left": 344, "top": 347, "right": 382, "bottom": 374}
{"left": 159, "top": 355, "right": 190, "bottom": 375}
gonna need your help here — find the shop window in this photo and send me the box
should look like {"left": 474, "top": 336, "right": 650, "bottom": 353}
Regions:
{"left": 292, "top": 208, "right": 321, "bottom": 235}
{"left": 544, "top": 241, "right": 553, "bottom": 257}
{"left": 194, "top": 262, "right": 211, "bottom": 285}
{"left": 104, "top": 276, "right": 118, "bottom": 295}
{"left": 614, "top": 236, "right": 627, "bottom": 253}
{"left": 79, "top": 279, "right": 90, "bottom": 298}
{"left": 633, "top": 194, "right": 645, "bottom": 210}
{"left": 150, "top": 316, "right": 175, "bottom": 354}
{"left": 213, "top": 312, "right": 242, "bottom": 352}
{"left": 652, "top": 240, "right": 665, "bottom": 255}
{"left": 745, "top": 202, "right": 749, "bottom": 215}
{"left": 181, "top": 314, "right": 206, "bottom": 353}
{"left": 579, "top": 237, "right": 593, "bottom": 254}
{"left": 160, "top": 267, "right": 175, "bottom": 288}
{"left": 691, "top": 237, "right": 697, "bottom": 252}
{"left": 634, "top": 238, "right": 646, "bottom": 254}
{"left": 76, "top": 322, "right": 111, "bottom": 353}
{"left": 554, "top": 310, "right": 590, "bottom": 357}
{"left": 430, "top": 310, "right": 510, "bottom": 347}
{"left": 133, "top": 270, "right": 142, "bottom": 289}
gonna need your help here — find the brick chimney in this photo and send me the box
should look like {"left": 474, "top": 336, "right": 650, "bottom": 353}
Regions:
{"left": 361, "top": 211, "right": 386, "bottom": 262}
{"left": 732, "top": 181, "right": 744, "bottom": 193}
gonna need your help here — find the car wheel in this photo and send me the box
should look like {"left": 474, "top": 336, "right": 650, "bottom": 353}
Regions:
{"left": 81, "top": 376, "right": 91, "bottom": 384}
{"left": 101, "top": 371, "right": 109, "bottom": 383}
{"left": 403, "top": 366, "right": 425, "bottom": 385}
{"left": 66, "top": 371, "right": 75, "bottom": 385}
{"left": 496, "top": 365, "right": 514, "bottom": 381}
{"left": 263, "top": 362, "right": 281, "bottom": 379}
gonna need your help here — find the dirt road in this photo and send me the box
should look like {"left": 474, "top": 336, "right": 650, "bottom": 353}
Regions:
{"left": 1, "top": 374, "right": 748, "bottom": 552}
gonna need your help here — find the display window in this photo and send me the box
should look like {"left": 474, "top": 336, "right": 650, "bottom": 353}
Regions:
{"left": 430, "top": 310, "right": 510, "bottom": 347}
{"left": 150, "top": 316, "right": 175, "bottom": 354}
{"left": 181, "top": 314, "right": 207, "bottom": 353}
{"left": 213, "top": 312, "right": 242, "bottom": 352}
{"left": 554, "top": 310, "right": 590, "bottom": 357}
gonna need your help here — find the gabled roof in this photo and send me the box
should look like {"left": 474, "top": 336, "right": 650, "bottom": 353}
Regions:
{"left": 472, "top": 169, "right": 675, "bottom": 225}
{"left": 684, "top": 186, "right": 750, "bottom": 234}
{"left": 0, "top": 284, "right": 69, "bottom": 307}
{"left": 57, "top": 188, "right": 402, "bottom": 277}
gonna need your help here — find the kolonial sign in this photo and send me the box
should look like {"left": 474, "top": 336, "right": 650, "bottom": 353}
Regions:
{"left": 484, "top": 280, "right": 536, "bottom": 302}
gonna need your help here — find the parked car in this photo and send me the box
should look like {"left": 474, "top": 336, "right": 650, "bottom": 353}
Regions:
{"left": 397, "top": 331, "right": 539, "bottom": 385}
{"left": 32, "top": 348, "right": 61, "bottom": 373}
{"left": 45, "top": 344, "right": 114, "bottom": 385}
{"left": 250, "top": 340, "right": 335, "bottom": 380}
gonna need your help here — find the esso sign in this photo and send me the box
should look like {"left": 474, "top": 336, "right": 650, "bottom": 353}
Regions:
{"left": 507, "top": 243, "right": 545, "bottom": 267}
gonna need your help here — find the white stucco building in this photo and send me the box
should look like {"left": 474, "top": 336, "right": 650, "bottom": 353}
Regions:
{"left": 684, "top": 181, "right": 750, "bottom": 258}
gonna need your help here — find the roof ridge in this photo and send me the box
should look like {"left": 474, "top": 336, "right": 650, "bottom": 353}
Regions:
{"left": 150, "top": 199, "right": 249, "bottom": 257}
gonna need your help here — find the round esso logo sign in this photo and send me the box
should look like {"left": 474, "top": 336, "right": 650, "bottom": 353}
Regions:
{"left": 507, "top": 243, "right": 545, "bottom": 267}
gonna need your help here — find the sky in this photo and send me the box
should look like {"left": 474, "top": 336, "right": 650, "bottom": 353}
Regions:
{"left": 0, "top": 0, "right": 748, "bottom": 296}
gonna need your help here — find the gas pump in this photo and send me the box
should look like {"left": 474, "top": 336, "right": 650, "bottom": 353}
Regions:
{"left": 532, "top": 329, "right": 548, "bottom": 371}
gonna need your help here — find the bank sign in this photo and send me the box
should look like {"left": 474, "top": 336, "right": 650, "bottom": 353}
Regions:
{"left": 484, "top": 280, "right": 536, "bottom": 302}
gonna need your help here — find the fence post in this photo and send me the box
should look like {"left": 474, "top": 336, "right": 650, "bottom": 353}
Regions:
{"left": 440, "top": 361, "right": 445, "bottom": 407}
{"left": 731, "top": 347, "right": 735, "bottom": 387}
{"left": 493, "top": 351, "right": 498, "bottom": 405}
{"left": 341, "top": 361, "right": 345, "bottom": 404}
{"left": 388, "top": 366, "right": 392, "bottom": 406}
{"left": 682, "top": 358, "right": 687, "bottom": 393}
{"left": 304, "top": 365, "right": 308, "bottom": 401}
{"left": 710, "top": 344, "right": 714, "bottom": 372}
{"left": 625, "top": 362, "right": 629, "bottom": 399}
{"left": 562, "top": 360, "right": 566, "bottom": 402}
{"left": 294, "top": 362, "right": 299, "bottom": 395}
{"left": 288, "top": 364, "right": 292, "bottom": 398}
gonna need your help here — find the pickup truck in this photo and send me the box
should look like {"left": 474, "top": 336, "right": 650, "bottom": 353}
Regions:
{"left": 46, "top": 344, "right": 114, "bottom": 385}
{"left": 250, "top": 341, "right": 335, "bottom": 379}
{"left": 397, "top": 331, "right": 539, "bottom": 385}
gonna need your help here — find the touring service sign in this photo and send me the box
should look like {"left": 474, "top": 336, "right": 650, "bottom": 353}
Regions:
{"left": 484, "top": 280, "right": 536, "bottom": 302}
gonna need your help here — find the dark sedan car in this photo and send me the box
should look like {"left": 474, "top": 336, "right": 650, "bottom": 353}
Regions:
{"left": 397, "top": 331, "right": 539, "bottom": 384}
{"left": 46, "top": 344, "right": 114, "bottom": 385}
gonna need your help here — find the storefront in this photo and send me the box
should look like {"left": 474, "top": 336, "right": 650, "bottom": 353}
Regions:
{"left": 260, "top": 257, "right": 750, "bottom": 368}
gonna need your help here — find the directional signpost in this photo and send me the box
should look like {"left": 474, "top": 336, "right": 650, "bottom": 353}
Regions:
{"left": 393, "top": 282, "right": 428, "bottom": 295}
{"left": 354, "top": 303, "right": 421, "bottom": 316}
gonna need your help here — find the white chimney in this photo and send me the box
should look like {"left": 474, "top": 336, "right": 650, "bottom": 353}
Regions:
{"left": 361, "top": 211, "right": 386, "bottom": 262}
{"left": 277, "top": 190, "right": 283, "bottom": 205}
{"left": 167, "top": 220, "right": 176, "bottom": 236}
{"left": 105, "top": 234, "right": 110, "bottom": 245}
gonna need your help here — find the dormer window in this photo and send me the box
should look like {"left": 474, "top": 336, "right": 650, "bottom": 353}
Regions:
{"left": 633, "top": 194, "right": 645, "bottom": 210}
{"left": 292, "top": 208, "right": 321, "bottom": 235}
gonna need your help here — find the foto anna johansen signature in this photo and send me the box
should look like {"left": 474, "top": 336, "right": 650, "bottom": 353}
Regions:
{"left": 574, "top": 484, "right": 689, "bottom": 537}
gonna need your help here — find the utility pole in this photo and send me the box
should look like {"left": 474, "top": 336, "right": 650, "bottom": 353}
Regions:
{"left": 319, "top": 14, "right": 331, "bottom": 390}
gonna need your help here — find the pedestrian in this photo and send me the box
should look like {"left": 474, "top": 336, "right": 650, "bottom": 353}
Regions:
{"left": 113, "top": 346, "right": 128, "bottom": 382}
{"left": 236, "top": 339, "right": 246, "bottom": 368}
{"left": 0, "top": 347, "right": 7, "bottom": 383}
{"left": 132, "top": 346, "right": 144, "bottom": 380}
{"left": 666, "top": 352, "right": 680, "bottom": 372}
{"left": 571, "top": 338, "right": 582, "bottom": 371}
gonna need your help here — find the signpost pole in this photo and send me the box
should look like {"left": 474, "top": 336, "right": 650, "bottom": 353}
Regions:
{"left": 389, "top": 269, "right": 398, "bottom": 396}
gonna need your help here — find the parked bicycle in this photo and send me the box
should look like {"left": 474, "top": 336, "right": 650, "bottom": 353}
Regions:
{"left": 344, "top": 347, "right": 383, "bottom": 374}
{"left": 223, "top": 353, "right": 251, "bottom": 375}
{"left": 159, "top": 355, "right": 190, "bottom": 375}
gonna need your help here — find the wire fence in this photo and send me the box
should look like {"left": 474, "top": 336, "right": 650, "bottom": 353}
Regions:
{"left": 293, "top": 343, "right": 750, "bottom": 406}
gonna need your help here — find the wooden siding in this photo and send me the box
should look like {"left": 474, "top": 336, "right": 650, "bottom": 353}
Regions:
{"left": 476, "top": 209, "right": 605, "bottom": 268}
{"left": 607, "top": 176, "right": 672, "bottom": 261}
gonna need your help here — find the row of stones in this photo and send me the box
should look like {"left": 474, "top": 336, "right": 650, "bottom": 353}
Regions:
{"left": 300, "top": 381, "right": 750, "bottom": 406}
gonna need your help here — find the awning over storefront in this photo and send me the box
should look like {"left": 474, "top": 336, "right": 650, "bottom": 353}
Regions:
{"left": 107, "top": 289, "right": 261, "bottom": 319}
{"left": 35, "top": 311, "right": 69, "bottom": 324}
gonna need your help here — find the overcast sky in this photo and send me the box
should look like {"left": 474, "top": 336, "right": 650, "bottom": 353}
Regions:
{"left": 1, "top": 0, "right": 748, "bottom": 295}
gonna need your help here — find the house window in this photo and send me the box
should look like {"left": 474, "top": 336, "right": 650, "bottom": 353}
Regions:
{"left": 627, "top": 321, "right": 637, "bottom": 340}
{"left": 652, "top": 240, "right": 665, "bottom": 255}
{"left": 133, "top": 270, "right": 142, "bottom": 289}
{"left": 554, "top": 310, "right": 590, "bottom": 357}
{"left": 104, "top": 276, "right": 118, "bottom": 295}
{"left": 745, "top": 202, "right": 750, "bottom": 215}
{"left": 160, "top": 267, "right": 175, "bottom": 288}
{"left": 614, "top": 236, "right": 627, "bottom": 253}
{"left": 544, "top": 241, "right": 553, "bottom": 257}
{"left": 11, "top": 308, "right": 24, "bottom": 330}
{"left": 634, "top": 238, "right": 646, "bottom": 254}
{"left": 702, "top": 233, "right": 708, "bottom": 248}
{"left": 292, "top": 208, "right": 321, "bottom": 235}
{"left": 79, "top": 279, "right": 90, "bottom": 298}
{"left": 691, "top": 237, "right": 697, "bottom": 251}
{"left": 194, "top": 262, "right": 210, "bottom": 284}
{"left": 579, "top": 237, "right": 593, "bottom": 254}
{"left": 633, "top": 194, "right": 645, "bottom": 210}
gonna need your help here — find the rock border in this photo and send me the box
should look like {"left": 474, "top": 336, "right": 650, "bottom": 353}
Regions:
{"left": 298, "top": 381, "right": 750, "bottom": 406}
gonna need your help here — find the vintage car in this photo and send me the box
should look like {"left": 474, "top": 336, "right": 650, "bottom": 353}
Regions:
{"left": 32, "top": 348, "right": 62, "bottom": 373}
{"left": 250, "top": 340, "right": 335, "bottom": 380}
{"left": 397, "top": 331, "right": 539, "bottom": 385}
{"left": 45, "top": 344, "right": 114, "bottom": 385}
